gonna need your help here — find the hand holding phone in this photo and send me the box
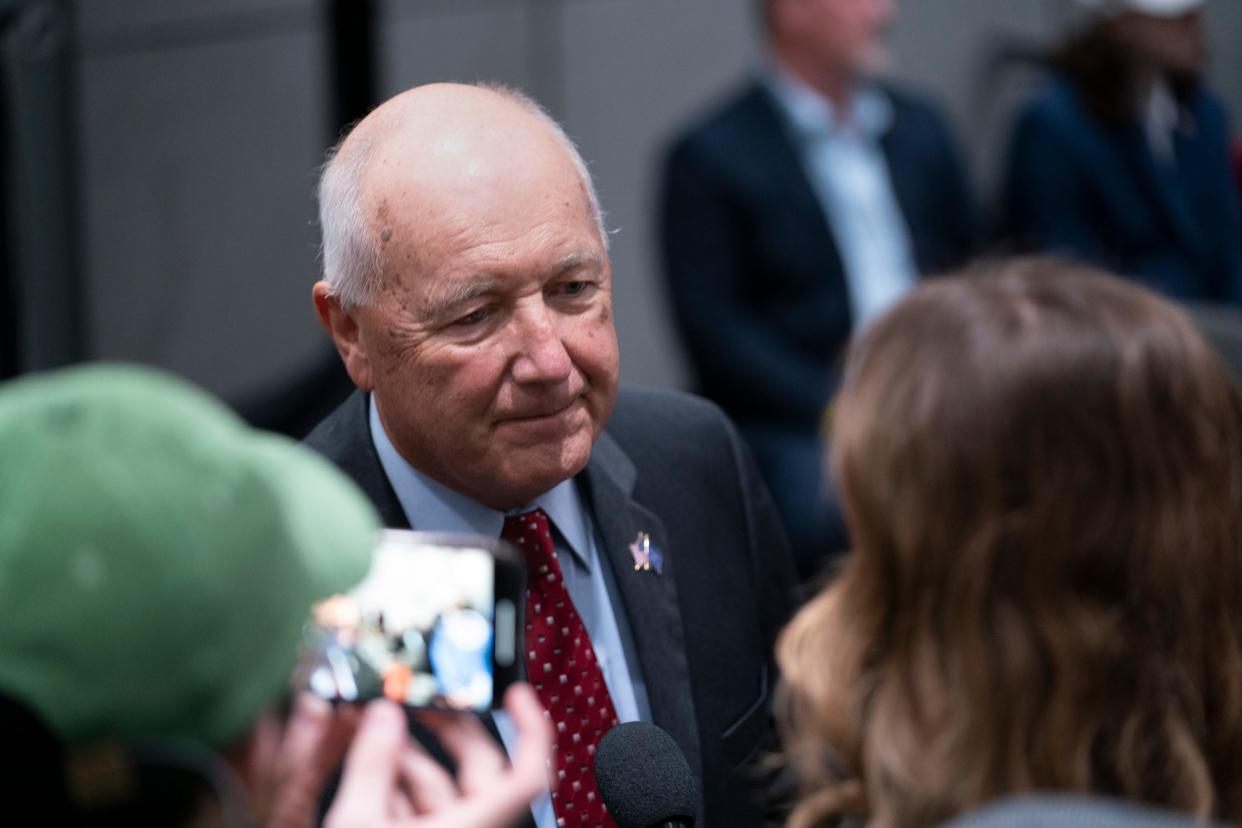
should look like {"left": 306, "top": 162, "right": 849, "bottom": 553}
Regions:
{"left": 263, "top": 686, "right": 553, "bottom": 828}
{"left": 324, "top": 684, "right": 553, "bottom": 828}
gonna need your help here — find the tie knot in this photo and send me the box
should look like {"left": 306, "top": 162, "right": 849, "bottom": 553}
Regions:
{"left": 501, "top": 508, "right": 556, "bottom": 567}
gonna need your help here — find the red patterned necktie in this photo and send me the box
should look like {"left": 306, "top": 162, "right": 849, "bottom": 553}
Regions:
{"left": 502, "top": 508, "right": 618, "bottom": 828}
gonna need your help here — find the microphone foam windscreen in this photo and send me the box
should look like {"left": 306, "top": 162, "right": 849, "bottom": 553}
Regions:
{"left": 594, "top": 721, "right": 699, "bottom": 828}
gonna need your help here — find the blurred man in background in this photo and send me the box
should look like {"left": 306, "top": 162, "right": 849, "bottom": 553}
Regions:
{"left": 658, "top": 0, "right": 978, "bottom": 580}
{"left": 307, "top": 82, "right": 797, "bottom": 828}
{"left": 0, "top": 364, "right": 552, "bottom": 827}
{"left": 1000, "top": 0, "right": 1242, "bottom": 304}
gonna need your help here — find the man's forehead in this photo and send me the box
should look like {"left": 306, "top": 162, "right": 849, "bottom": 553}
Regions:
{"left": 366, "top": 149, "right": 601, "bottom": 280}
{"left": 377, "top": 179, "right": 601, "bottom": 261}
{"left": 360, "top": 140, "right": 592, "bottom": 264}
{"left": 364, "top": 138, "right": 582, "bottom": 213}
{"left": 341, "top": 84, "right": 606, "bottom": 293}
{"left": 357, "top": 93, "right": 566, "bottom": 193}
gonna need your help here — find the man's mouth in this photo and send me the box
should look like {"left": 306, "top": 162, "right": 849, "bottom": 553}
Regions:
{"left": 498, "top": 397, "right": 583, "bottom": 424}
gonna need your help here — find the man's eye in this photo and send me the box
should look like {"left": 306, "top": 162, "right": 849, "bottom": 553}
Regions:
{"left": 561, "top": 281, "right": 590, "bottom": 296}
{"left": 454, "top": 308, "right": 490, "bottom": 326}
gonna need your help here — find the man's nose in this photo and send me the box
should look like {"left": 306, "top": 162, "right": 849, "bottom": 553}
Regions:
{"left": 510, "top": 303, "right": 573, "bottom": 385}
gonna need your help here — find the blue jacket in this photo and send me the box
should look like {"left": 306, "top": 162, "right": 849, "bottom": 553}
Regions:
{"left": 1000, "top": 75, "right": 1242, "bottom": 303}
{"left": 658, "top": 81, "right": 977, "bottom": 428}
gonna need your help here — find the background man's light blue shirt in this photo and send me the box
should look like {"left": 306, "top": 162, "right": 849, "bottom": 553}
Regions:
{"left": 369, "top": 396, "right": 650, "bottom": 828}
{"left": 766, "top": 64, "right": 918, "bottom": 324}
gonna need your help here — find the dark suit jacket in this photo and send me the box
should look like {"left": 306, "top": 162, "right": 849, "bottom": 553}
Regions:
{"left": 659, "top": 80, "right": 977, "bottom": 428}
{"left": 1000, "top": 75, "right": 1242, "bottom": 304}
{"left": 305, "top": 386, "right": 800, "bottom": 827}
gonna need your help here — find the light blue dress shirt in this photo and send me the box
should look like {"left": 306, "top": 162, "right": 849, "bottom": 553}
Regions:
{"left": 369, "top": 397, "right": 650, "bottom": 828}
{"left": 765, "top": 64, "right": 918, "bottom": 324}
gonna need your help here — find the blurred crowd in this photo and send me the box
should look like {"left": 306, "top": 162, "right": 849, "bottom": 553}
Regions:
{"left": 659, "top": 0, "right": 1242, "bottom": 576}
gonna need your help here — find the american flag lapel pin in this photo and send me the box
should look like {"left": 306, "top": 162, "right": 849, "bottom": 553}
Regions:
{"left": 628, "top": 531, "right": 663, "bottom": 574}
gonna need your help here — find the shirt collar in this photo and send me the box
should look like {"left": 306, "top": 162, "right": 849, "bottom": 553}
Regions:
{"left": 763, "top": 59, "right": 893, "bottom": 140}
{"left": 368, "top": 395, "right": 594, "bottom": 571}
{"left": 1143, "top": 77, "right": 1179, "bottom": 163}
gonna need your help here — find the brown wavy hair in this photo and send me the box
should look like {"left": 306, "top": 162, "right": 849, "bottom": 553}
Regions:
{"left": 777, "top": 257, "right": 1242, "bottom": 828}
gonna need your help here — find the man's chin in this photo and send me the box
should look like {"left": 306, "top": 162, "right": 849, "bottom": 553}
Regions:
{"left": 480, "top": 439, "right": 594, "bottom": 509}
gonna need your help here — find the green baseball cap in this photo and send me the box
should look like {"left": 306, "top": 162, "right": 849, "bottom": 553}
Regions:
{"left": 0, "top": 364, "right": 378, "bottom": 749}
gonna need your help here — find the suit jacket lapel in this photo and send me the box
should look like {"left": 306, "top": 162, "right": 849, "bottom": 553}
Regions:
{"left": 747, "top": 84, "right": 866, "bottom": 327}
{"left": 748, "top": 85, "right": 845, "bottom": 264}
{"left": 315, "top": 391, "right": 410, "bottom": 529}
{"left": 579, "top": 432, "right": 704, "bottom": 788}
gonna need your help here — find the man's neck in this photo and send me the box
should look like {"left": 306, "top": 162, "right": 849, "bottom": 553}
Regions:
{"left": 771, "top": 48, "right": 858, "bottom": 115}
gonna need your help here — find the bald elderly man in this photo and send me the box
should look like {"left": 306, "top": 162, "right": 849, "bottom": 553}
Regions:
{"left": 304, "top": 83, "right": 798, "bottom": 828}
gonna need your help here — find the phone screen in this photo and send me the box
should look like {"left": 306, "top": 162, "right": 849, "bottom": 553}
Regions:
{"left": 297, "top": 530, "right": 523, "bottom": 712}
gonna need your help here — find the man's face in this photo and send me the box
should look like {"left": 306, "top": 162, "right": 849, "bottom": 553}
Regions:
{"left": 778, "top": 0, "right": 897, "bottom": 77}
{"left": 351, "top": 146, "right": 619, "bottom": 511}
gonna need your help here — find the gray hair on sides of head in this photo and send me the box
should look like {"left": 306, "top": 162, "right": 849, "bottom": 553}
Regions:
{"left": 316, "top": 82, "right": 609, "bottom": 309}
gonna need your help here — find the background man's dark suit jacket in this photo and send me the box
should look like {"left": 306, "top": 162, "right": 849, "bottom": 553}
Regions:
{"left": 659, "top": 80, "right": 978, "bottom": 428}
{"left": 305, "top": 385, "right": 800, "bottom": 827}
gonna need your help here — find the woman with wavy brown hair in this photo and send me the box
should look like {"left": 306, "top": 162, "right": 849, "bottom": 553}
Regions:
{"left": 777, "top": 257, "right": 1242, "bottom": 828}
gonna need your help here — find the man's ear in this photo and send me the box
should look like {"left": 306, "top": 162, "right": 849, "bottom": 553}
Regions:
{"left": 313, "top": 281, "right": 373, "bottom": 390}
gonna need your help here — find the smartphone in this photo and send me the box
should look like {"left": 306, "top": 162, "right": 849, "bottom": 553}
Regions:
{"left": 295, "top": 530, "right": 525, "bottom": 712}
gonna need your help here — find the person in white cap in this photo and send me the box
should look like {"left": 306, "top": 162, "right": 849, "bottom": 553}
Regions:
{"left": 998, "top": 0, "right": 1242, "bottom": 306}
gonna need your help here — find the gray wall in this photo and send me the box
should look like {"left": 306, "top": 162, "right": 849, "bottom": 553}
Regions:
{"left": 76, "top": 0, "right": 329, "bottom": 401}
{"left": 75, "top": 0, "right": 1242, "bottom": 401}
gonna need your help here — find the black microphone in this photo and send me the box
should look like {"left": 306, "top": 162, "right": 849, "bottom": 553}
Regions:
{"left": 594, "top": 721, "right": 699, "bottom": 828}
